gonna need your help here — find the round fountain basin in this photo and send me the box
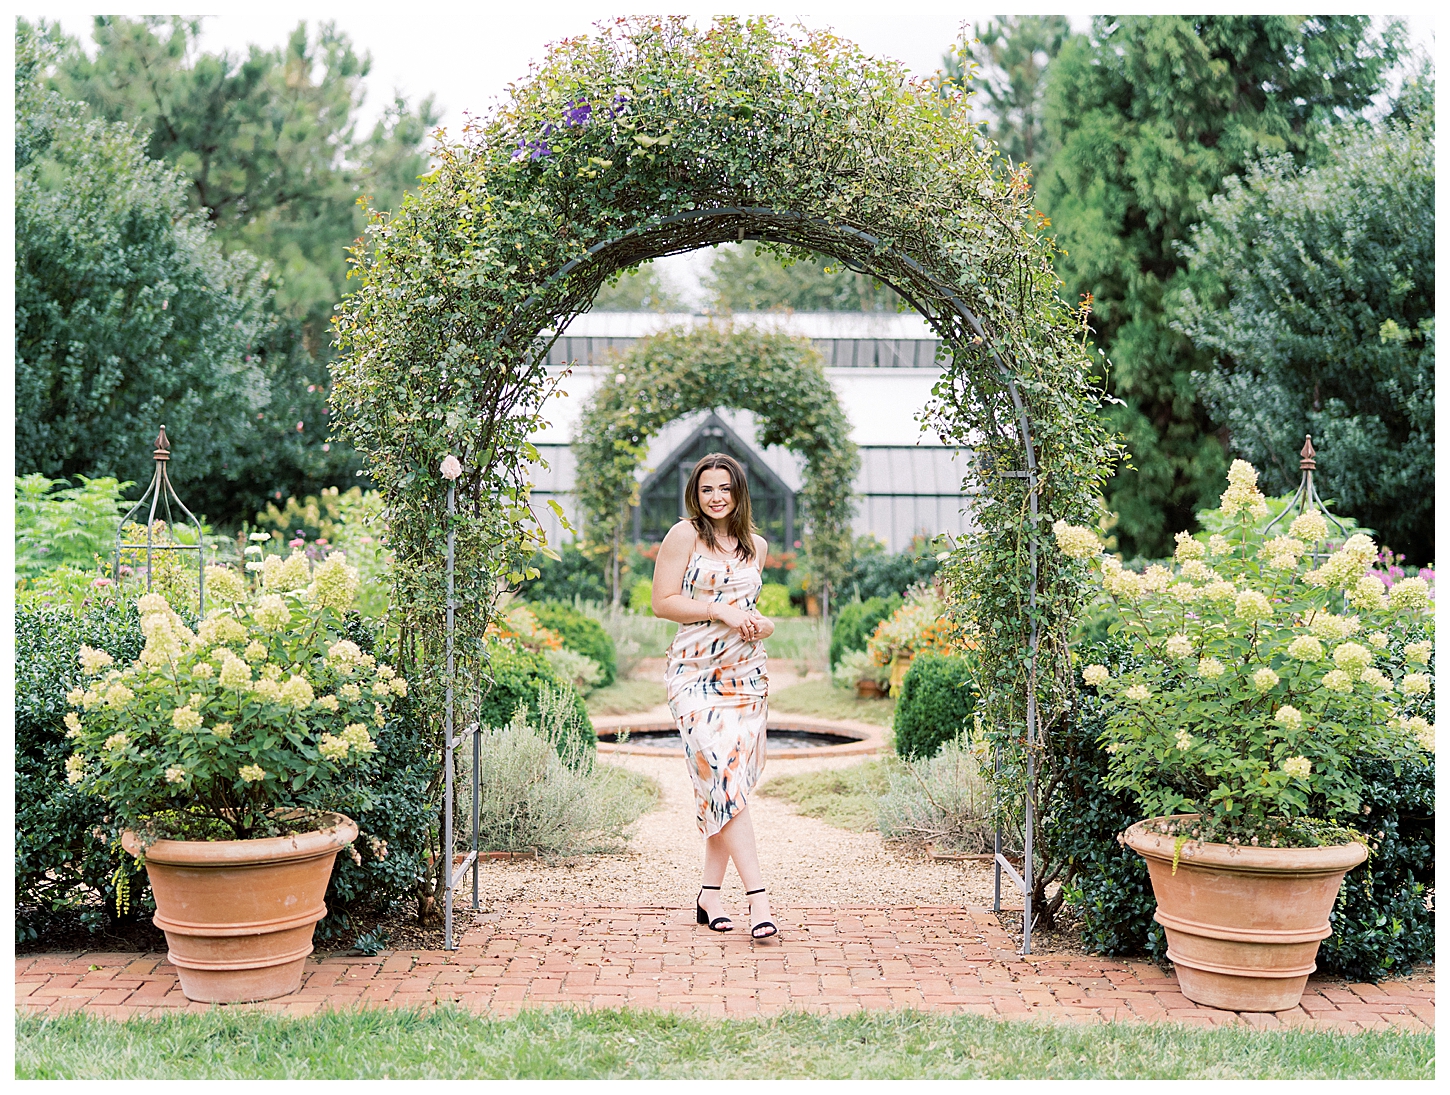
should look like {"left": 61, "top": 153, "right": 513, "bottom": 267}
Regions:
{"left": 594, "top": 716, "right": 883, "bottom": 758}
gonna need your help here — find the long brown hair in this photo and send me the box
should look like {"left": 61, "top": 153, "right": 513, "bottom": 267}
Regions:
{"left": 684, "top": 452, "right": 757, "bottom": 564}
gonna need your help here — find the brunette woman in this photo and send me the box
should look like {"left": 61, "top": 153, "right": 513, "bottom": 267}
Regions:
{"left": 650, "top": 453, "right": 778, "bottom": 939}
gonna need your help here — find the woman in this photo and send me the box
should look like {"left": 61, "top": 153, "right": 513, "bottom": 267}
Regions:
{"left": 651, "top": 452, "right": 778, "bottom": 939}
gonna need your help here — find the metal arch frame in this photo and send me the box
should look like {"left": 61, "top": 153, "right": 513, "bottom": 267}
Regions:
{"left": 443, "top": 205, "right": 1043, "bottom": 954}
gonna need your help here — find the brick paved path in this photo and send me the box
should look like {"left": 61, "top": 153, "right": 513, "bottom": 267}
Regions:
{"left": 16, "top": 904, "right": 1434, "bottom": 1031}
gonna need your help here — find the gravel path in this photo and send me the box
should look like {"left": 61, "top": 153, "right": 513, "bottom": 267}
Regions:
{"left": 466, "top": 746, "right": 999, "bottom": 918}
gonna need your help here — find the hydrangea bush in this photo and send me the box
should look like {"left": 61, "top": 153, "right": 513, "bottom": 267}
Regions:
{"left": 1058, "top": 460, "right": 1433, "bottom": 845}
{"left": 64, "top": 550, "right": 409, "bottom": 843}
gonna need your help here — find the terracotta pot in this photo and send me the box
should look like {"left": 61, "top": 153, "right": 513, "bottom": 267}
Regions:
{"left": 855, "top": 677, "right": 885, "bottom": 699}
{"left": 122, "top": 812, "right": 357, "bottom": 1003}
{"left": 1124, "top": 815, "right": 1367, "bottom": 1012}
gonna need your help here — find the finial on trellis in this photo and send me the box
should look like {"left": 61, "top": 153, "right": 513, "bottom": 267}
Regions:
{"left": 1263, "top": 434, "right": 1347, "bottom": 560}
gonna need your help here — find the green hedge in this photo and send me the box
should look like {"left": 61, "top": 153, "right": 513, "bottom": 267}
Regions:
{"left": 1052, "top": 637, "right": 1436, "bottom": 980}
{"left": 828, "top": 594, "right": 901, "bottom": 668}
{"left": 529, "top": 601, "right": 617, "bottom": 687}
{"left": 16, "top": 601, "right": 147, "bottom": 939}
{"left": 893, "top": 651, "right": 976, "bottom": 760}
{"left": 518, "top": 543, "right": 609, "bottom": 605}
{"left": 480, "top": 643, "right": 595, "bottom": 756}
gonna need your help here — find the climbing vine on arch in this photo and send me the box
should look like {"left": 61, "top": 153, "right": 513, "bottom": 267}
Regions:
{"left": 573, "top": 323, "right": 859, "bottom": 596}
{"left": 329, "top": 15, "right": 1120, "bottom": 855}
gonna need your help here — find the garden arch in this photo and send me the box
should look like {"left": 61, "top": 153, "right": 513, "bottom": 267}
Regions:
{"left": 331, "top": 17, "right": 1116, "bottom": 952}
{"left": 572, "top": 323, "right": 859, "bottom": 608}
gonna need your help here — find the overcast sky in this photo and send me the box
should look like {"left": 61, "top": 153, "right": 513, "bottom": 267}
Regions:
{"left": 36, "top": 3, "right": 1436, "bottom": 306}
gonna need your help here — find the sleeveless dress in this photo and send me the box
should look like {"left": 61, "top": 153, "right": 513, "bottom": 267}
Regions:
{"left": 665, "top": 552, "right": 770, "bottom": 837}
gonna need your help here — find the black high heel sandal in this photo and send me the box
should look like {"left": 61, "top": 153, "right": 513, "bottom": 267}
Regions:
{"left": 696, "top": 885, "right": 733, "bottom": 932}
{"left": 745, "top": 887, "right": 778, "bottom": 939}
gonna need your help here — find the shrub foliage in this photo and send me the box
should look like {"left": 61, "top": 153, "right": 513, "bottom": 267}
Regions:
{"left": 893, "top": 652, "right": 977, "bottom": 760}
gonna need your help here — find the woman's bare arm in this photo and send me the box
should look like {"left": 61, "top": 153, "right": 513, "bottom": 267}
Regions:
{"left": 749, "top": 533, "right": 776, "bottom": 639}
{"left": 651, "top": 521, "right": 751, "bottom": 631}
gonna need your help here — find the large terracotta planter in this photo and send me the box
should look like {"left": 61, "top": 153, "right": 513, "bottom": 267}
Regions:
{"left": 1124, "top": 815, "right": 1367, "bottom": 1012}
{"left": 122, "top": 812, "right": 356, "bottom": 1003}
{"left": 856, "top": 677, "right": 886, "bottom": 699}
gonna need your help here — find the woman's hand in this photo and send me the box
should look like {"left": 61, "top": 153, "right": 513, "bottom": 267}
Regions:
{"left": 749, "top": 611, "right": 775, "bottom": 641}
{"left": 714, "top": 603, "right": 753, "bottom": 636}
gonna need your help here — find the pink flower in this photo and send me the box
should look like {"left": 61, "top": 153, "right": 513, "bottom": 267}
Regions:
{"left": 440, "top": 454, "right": 463, "bottom": 481}
{"left": 91, "top": 577, "right": 113, "bottom": 589}
{"left": 289, "top": 538, "right": 305, "bottom": 548}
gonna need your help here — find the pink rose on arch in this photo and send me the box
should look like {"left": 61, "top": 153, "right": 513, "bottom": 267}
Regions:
{"left": 440, "top": 454, "right": 463, "bottom": 481}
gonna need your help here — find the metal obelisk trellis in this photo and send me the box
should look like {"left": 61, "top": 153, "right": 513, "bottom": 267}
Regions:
{"left": 1263, "top": 436, "right": 1348, "bottom": 562}
{"left": 113, "top": 425, "right": 206, "bottom": 616}
{"left": 442, "top": 474, "right": 484, "bottom": 951}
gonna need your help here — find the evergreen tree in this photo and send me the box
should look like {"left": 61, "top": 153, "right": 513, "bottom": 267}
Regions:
{"left": 937, "top": 15, "right": 1070, "bottom": 169}
{"left": 15, "top": 22, "right": 272, "bottom": 505}
{"left": 1175, "top": 104, "right": 1434, "bottom": 561}
{"left": 1038, "top": 15, "right": 1403, "bottom": 556}
{"left": 42, "top": 16, "right": 439, "bottom": 518}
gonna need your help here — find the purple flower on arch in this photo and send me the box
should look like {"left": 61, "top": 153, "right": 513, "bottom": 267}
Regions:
{"left": 562, "top": 99, "right": 593, "bottom": 127}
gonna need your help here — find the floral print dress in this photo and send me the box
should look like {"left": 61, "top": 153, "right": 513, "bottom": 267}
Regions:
{"left": 666, "top": 552, "right": 769, "bottom": 837}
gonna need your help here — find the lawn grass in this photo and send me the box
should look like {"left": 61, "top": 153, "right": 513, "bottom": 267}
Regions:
{"left": 586, "top": 677, "right": 667, "bottom": 716}
{"left": 760, "top": 759, "right": 895, "bottom": 831}
{"left": 771, "top": 677, "right": 896, "bottom": 727}
{"left": 15, "top": 1007, "right": 1432, "bottom": 1080}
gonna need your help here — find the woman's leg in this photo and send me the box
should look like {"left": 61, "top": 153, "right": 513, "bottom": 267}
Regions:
{"left": 698, "top": 827, "right": 732, "bottom": 922}
{"left": 712, "top": 803, "right": 773, "bottom": 928}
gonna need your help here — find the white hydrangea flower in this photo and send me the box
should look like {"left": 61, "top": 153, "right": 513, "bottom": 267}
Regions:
{"left": 1174, "top": 728, "right": 1193, "bottom": 751}
{"left": 253, "top": 594, "right": 292, "bottom": 631}
{"left": 171, "top": 706, "right": 203, "bottom": 732}
{"left": 1404, "top": 641, "right": 1432, "bottom": 665}
{"left": 1401, "top": 673, "right": 1430, "bottom": 696}
{"left": 1321, "top": 669, "right": 1353, "bottom": 693}
{"left": 1173, "top": 531, "right": 1205, "bottom": 562}
{"left": 1281, "top": 756, "right": 1312, "bottom": 780}
{"left": 1180, "top": 559, "right": 1215, "bottom": 583}
{"left": 1360, "top": 668, "right": 1392, "bottom": 692}
{"left": 1349, "top": 575, "right": 1388, "bottom": 611}
{"left": 1287, "top": 635, "right": 1323, "bottom": 662}
{"left": 1367, "top": 631, "right": 1390, "bottom": 650}
{"left": 1227, "top": 460, "right": 1259, "bottom": 490}
{"left": 1289, "top": 511, "right": 1328, "bottom": 543}
{"left": 1168, "top": 582, "right": 1199, "bottom": 605}
{"left": 1124, "top": 684, "right": 1151, "bottom": 702}
{"left": 1198, "top": 657, "right": 1226, "bottom": 681}
{"left": 1234, "top": 591, "right": 1273, "bottom": 624}
{"left": 1332, "top": 642, "right": 1372, "bottom": 676}
{"left": 1253, "top": 668, "right": 1280, "bottom": 692}
{"left": 239, "top": 764, "right": 266, "bottom": 783}
{"left": 77, "top": 645, "right": 115, "bottom": 675}
{"left": 165, "top": 766, "right": 187, "bottom": 785}
{"left": 1141, "top": 565, "right": 1173, "bottom": 593}
{"left": 1052, "top": 520, "right": 1101, "bottom": 560}
{"left": 1202, "top": 580, "right": 1237, "bottom": 602}
{"left": 1164, "top": 635, "right": 1193, "bottom": 660}
{"left": 1082, "top": 664, "right": 1111, "bottom": 687}
{"left": 1274, "top": 705, "right": 1303, "bottom": 730}
{"left": 1207, "top": 534, "right": 1231, "bottom": 557}
{"left": 1388, "top": 577, "right": 1430, "bottom": 611}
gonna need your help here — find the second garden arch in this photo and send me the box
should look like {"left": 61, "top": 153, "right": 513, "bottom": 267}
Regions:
{"left": 572, "top": 321, "right": 859, "bottom": 609}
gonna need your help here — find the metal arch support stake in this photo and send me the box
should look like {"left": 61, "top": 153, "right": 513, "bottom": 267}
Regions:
{"left": 443, "top": 481, "right": 457, "bottom": 951}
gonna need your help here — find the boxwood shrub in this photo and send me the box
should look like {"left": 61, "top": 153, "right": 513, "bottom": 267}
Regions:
{"left": 828, "top": 594, "right": 901, "bottom": 669}
{"left": 893, "top": 651, "right": 976, "bottom": 759}
{"left": 528, "top": 601, "right": 617, "bottom": 686}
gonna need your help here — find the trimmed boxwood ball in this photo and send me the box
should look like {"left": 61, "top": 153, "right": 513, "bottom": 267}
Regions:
{"left": 829, "top": 594, "right": 901, "bottom": 669}
{"left": 479, "top": 643, "right": 596, "bottom": 758}
{"left": 893, "top": 652, "right": 977, "bottom": 760}
{"left": 529, "top": 601, "right": 617, "bottom": 687}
